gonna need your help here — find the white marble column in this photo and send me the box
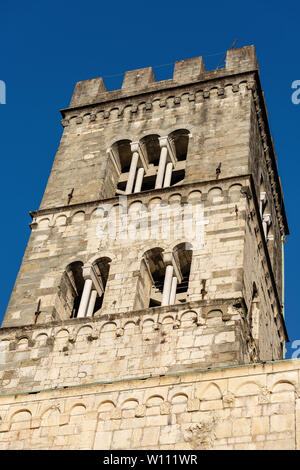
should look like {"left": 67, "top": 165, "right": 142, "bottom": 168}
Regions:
{"left": 163, "top": 162, "right": 173, "bottom": 188}
{"left": 86, "top": 289, "right": 97, "bottom": 317}
{"left": 260, "top": 192, "right": 267, "bottom": 217}
{"left": 155, "top": 145, "right": 168, "bottom": 189}
{"left": 169, "top": 276, "right": 178, "bottom": 305}
{"left": 161, "top": 264, "right": 174, "bottom": 306}
{"left": 125, "top": 151, "right": 139, "bottom": 194}
{"left": 134, "top": 167, "right": 144, "bottom": 193}
{"left": 77, "top": 278, "right": 93, "bottom": 318}
{"left": 263, "top": 214, "right": 271, "bottom": 238}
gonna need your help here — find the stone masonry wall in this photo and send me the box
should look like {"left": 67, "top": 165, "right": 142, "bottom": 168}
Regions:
{"left": 41, "top": 74, "right": 252, "bottom": 211}
{"left": 3, "top": 175, "right": 285, "bottom": 359}
{"left": 0, "top": 359, "right": 299, "bottom": 450}
{"left": 0, "top": 299, "right": 255, "bottom": 395}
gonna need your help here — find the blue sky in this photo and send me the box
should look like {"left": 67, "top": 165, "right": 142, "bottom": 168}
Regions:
{"left": 0, "top": 1, "right": 299, "bottom": 357}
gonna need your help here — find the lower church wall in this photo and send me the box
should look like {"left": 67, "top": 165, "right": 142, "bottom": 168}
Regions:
{"left": 0, "top": 360, "right": 299, "bottom": 450}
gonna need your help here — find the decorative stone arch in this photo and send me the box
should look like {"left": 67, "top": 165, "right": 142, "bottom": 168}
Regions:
{"left": 228, "top": 183, "right": 243, "bottom": 202}
{"left": 33, "top": 332, "right": 49, "bottom": 346}
{"left": 16, "top": 337, "right": 30, "bottom": 350}
{"left": 109, "top": 107, "right": 120, "bottom": 120}
{"left": 170, "top": 392, "right": 189, "bottom": 413}
{"left": 234, "top": 381, "right": 261, "bottom": 397}
{"left": 99, "top": 322, "right": 117, "bottom": 343}
{"left": 123, "top": 321, "right": 137, "bottom": 336}
{"left": 187, "top": 189, "right": 202, "bottom": 204}
{"left": 98, "top": 400, "right": 116, "bottom": 412}
{"left": 161, "top": 313, "right": 176, "bottom": 324}
{"left": 71, "top": 210, "right": 85, "bottom": 224}
{"left": 70, "top": 404, "right": 87, "bottom": 415}
{"left": 53, "top": 329, "right": 70, "bottom": 351}
{"left": 121, "top": 398, "right": 139, "bottom": 409}
{"left": 199, "top": 382, "right": 223, "bottom": 401}
{"left": 69, "top": 115, "right": 79, "bottom": 126}
{"left": 207, "top": 85, "right": 220, "bottom": 97}
{"left": 40, "top": 406, "right": 61, "bottom": 426}
{"left": 87, "top": 252, "right": 116, "bottom": 267}
{"left": 38, "top": 217, "right": 50, "bottom": 229}
{"left": 54, "top": 214, "right": 67, "bottom": 226}
{"left": 168, "top": 192, "right": 182, "bottom": 205}
{"left": 75, "top": 325, "right": 94, "bottom": 344}
{"left": 146, "top": 395, "right": 164, "bottom": 407}
{"left": 179, "top": 309, "right": 198, "bottom": 322}
{"left": 142, "top": 317, "right": 155, "bottom": 333}
{"left": 207, "top": 186, "right": 223, "bottom": 203}
{"left": 178, "top": 91, "right": 191, "bottom": 102}
{"left": 9, "top": 409, "right": 32, "bottom": 430}
{"left": 206, "top": 308, "right": 223, "bottom": 318}
{"left": 272, "top": 380, "right": 296, "bottom": 393}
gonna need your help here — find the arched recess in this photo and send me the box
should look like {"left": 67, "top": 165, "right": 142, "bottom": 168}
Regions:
{"left": 139, "top": 134, "right": 161, "bottom": 191}
{"left": 109, "top": 139, "right": 132, "bottom": 195}
{"left": 172, "top": 242, "right": 193, "bottom": 302}
{"left": 58, "top": 261, "right": 84, "bottom": 319}
{"left": 136, "top": 247, "right": 166, "bottom": 309}
{"left": 135, "top": 243, "right": 192, "bottom": 310}
{"left": 90, "top": 257, "right": 112, "bottom": 315}
{"left": 167, "top": 129, "right": 190, "bottom": 186}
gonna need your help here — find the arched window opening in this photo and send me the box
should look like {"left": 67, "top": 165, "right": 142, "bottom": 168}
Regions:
{"left": 173, "top": 243, "right": 192, "bottom": 302}
{"left": 170, "top": 129, "right": 190, "bottom": 162}
{"left": 92, "top": 257, "right": 111, "bottom": 314}
{"left": 259, "top": 176, "right": 272, "bottom": 243}
{"left": 142, "top": 248, "right": 166, "bottom": 308}
{"left": 76, "top": 257, "right": 112, "bottom": 318}
{"left": 112, "top": 130, "right": 190, "bottom": 196}
{"left": 137, "top": 244, "right": 192, "bottom": 310}
{"left": 59, "top": 261, "right": 84, "bottom": 319}
{"left": 60, "top": 258, "right": 112, "bottom": 320}
{"left": 159, "top": 129, "right": 189, "bottom": 188}
{"left": 140, "top": 135, "right": 161, "bottom": 192}
{"left": 113, "top": 140, "right": 133, "bottom": 193}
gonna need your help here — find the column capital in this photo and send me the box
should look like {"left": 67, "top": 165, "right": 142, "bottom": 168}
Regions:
{"left": 158, "top": 136, "right": 177, "bottom": 165}
{"left": 130, "top": 141, "right": 148, "bottom": 171}
{"left": 162, "top": 251, "right": 182, "bottom": 283}
{"left": 260, "top": 191, "right": 267, "bottom": 202}
{"left": 82, "top": 265, "right": 104, "bottom": 297}
{"left": 263, "top": 213, "right": 272, "bottom": 225}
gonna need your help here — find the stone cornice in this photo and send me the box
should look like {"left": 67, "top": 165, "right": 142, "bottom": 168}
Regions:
{"left": 30, "top": 174, "right": 250, "bottom": 219}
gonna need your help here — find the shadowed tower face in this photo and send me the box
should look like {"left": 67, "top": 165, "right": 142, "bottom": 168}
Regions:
{"left": 2, "top": 45, "right": 289, "bottom": 385}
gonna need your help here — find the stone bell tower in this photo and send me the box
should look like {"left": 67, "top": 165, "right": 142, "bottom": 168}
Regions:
{"left": 0, "top": 46, "right": 293, "bottom": 451}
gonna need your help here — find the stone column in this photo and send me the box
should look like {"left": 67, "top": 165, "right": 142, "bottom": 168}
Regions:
{"left": 260, "top": 192, "right": 267, "bottom": 217}
{"left": 169, "top": 276, "right": 178, "bottom": 305}
{"left": 263, "top": 214, "right": 271, "bottom": 238}
{"left": 155, "top": 143, "right": 168, "bottom": 189}
{"left": 77, "top": 278, "right": 93, "bottom": 318}
{"left": 161, "top": 264, "right": 174, "bottom": 306}
{"left": 86, "top": 289, "right": 97, "bottom": 317}
{"left": 125, "top": 151, "right": 139, "bottom": 194}
{"left": 163, "top": 162, "right": 173, "bottom": 188}
{"left": 134, "top": 167, "right": 144, "bottom": 193}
